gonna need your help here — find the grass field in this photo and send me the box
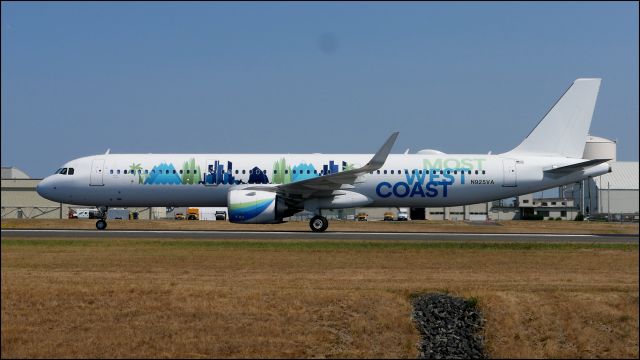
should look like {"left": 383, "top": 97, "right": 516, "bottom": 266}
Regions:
{"left": 1, "top": 237, "right": 638, "bottom": 358}
{"left": 2, "top": 218, "right": 639, "bottom": 234}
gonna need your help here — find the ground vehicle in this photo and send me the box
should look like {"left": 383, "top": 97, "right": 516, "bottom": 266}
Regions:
{"left": 174, "top": 213, "right": 185, "bottom": 220}
{"left": 74, "top": 208, "right": 100, "bottom": 219}
{"left": 383, "top": 212, "right": 394, "bottom": 221}
{"left": 356, "top": 213, "right": 368, "bottom": 221}
{"left": 215, "top": 211, "right": 227, "bottom": 221}
{"left": 107, "top": 208, "right": 130, "bottom": 220}
{"left": 187, "top": 207, "right": 199, "bottom": 220}
{"left": 397, "top": 211, "right": 409, "bottom": 221}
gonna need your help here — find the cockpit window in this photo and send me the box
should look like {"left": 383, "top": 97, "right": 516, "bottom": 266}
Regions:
{"left": 68, "top": 168, "right": 75, "bottom": 175}
{"left": 60, "top": 168, "right": 68, "bottom": 175}
{"left": 54, "top": 168, "right": 62, "bottom": 174}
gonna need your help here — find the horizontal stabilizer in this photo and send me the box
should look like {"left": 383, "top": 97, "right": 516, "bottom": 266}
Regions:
{"left": 544, "top": 159, "right": 611, "bottom": 173}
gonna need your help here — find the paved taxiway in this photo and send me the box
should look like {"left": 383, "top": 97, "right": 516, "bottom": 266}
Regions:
{"left": 2, "top": 229, "right": 638, "bottom": 243}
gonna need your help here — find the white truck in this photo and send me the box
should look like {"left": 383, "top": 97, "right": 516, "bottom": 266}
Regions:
{"left": 73, "top": 208, "right": 99, "bottom": 219}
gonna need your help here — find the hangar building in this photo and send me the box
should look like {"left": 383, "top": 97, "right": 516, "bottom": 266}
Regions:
{"left": 1, "top": 167, "right": 164, "bottom": 219}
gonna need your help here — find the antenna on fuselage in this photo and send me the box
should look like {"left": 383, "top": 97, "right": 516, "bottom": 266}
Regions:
{"left": 105, "top": 148, "right": 111, "bottom": 155}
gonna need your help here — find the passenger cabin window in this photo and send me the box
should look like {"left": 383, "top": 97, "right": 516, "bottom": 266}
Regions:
{"left": 110, "top": 170, "right": 114, "bottom": 174}
{"left": 117, "top": 170, "right": 121, "bottom": 174}
{"left": 482, "top": 170, "right": 486, "bottom": 174}
{"left": 68, "top": 168, "right": 74, "bottom": 175}
{"left": 124, "top": 170, "right": 128, "bottom": 174}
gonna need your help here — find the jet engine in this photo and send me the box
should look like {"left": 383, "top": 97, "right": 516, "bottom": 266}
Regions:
{"left": 227, "top": 189, "right": 300, "bottom": 224}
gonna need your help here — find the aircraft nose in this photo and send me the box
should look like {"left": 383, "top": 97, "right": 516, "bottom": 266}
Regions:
{"left": 37, "top": 177, "right": 57, "bottom": 201}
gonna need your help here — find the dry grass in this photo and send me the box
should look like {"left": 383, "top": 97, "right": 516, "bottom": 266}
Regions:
{"left": 1, "top": 238, "right": 638, "bottom": 358}
{"left": 2, "top": 218, "right": 638, "bottom": 234}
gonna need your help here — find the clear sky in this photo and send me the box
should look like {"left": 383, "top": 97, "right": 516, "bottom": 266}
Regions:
{"left": 2, "top": 2, "right": 638, "bottom": 178}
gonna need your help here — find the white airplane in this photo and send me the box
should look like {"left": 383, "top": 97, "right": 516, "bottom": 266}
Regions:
{"left": 37, "top": 78, "right": 611, "bottom": 231}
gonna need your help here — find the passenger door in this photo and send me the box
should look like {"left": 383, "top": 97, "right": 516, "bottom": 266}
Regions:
{"left": 90, "top": 159, "right": 105, "bottom": 186}
{"left": 502, "top": 159, "right": 517, "bottom": 187}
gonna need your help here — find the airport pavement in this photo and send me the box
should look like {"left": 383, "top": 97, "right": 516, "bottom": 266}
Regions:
{"left": 2, "top": 229, "right": 638, "bottom": 243}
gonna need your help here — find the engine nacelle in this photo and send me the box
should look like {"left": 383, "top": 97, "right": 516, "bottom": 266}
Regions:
{"left": 228, "top": 189, "right": 298, "bottom": 224}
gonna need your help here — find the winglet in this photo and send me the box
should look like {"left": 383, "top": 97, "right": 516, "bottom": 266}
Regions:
{"left": 363, "top": 132, "right": 399, "bottom": 171}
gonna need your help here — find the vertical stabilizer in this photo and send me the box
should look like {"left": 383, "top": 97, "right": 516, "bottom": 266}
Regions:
{"left": 506, "top": 78, "right": 601, "bottom": 158}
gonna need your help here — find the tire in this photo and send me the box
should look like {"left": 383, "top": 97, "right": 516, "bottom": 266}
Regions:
{"left": 309, "top": 215, "right": 329, "bottom": 232}
{"left": 96, "top": 219, "right": 107, "bottom": 230}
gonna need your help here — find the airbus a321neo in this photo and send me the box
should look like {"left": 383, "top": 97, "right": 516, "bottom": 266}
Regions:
{"left": 37, "top": 79, "right": 610, "bottom": 231}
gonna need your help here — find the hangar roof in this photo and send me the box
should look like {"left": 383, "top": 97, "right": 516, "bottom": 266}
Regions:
{"left": 1, "top": 167, "right": 30, "bottom": 179}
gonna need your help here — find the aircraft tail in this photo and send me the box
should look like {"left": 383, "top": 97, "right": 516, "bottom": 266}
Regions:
{"left": 506, "top": 78, "right": 601, "bottom": 158}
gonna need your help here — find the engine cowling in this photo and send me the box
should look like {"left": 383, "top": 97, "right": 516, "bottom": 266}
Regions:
{"left": 228, "top": 189, "right": 299, "bottom": 224}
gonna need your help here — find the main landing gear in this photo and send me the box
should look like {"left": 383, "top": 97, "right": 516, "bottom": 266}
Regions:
{"left": 309, "top": 215, "right": 329, "bottom": 232}
{"left": 95, "top": 206, "right": 108, "bottom": 230}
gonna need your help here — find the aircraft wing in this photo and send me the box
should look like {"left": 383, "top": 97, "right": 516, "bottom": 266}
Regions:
{"left": 242, "top": 132, "right": 399, "bottom": 199}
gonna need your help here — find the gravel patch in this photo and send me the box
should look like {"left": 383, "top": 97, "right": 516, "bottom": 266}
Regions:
{"left": 412, "top": 293, "right": 487, "bottom": 359}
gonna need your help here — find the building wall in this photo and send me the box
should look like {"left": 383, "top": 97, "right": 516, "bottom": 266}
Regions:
{"left": 489, "top": 208, "right": 518, "bottom": 220}
{"left": 599, "top": 190, "right": 639, "bottom": 214}
{"left": 1, "top": 179, "right": 71, "bottom": 219}
{"left": 1, "top": 179, "right": 165, "bottom": 220}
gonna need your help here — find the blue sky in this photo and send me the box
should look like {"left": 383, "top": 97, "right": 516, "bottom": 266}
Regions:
{"left": 2, "top": 2, "right": 638, "bottom": 178}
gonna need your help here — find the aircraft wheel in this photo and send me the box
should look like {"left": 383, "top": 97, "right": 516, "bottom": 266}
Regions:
{"left": 96, "top": 219, "right": 107, "bottom": 230}
{"left": 310, "top": 216, "right": 329, "bottom": 232}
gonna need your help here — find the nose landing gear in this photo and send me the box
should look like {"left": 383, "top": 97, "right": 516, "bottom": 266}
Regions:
{"left": 96, "top": 219, "right": 107, "bottom": 230}
{"left": 95, "top": 206, "right": 108, "bottom": 230}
